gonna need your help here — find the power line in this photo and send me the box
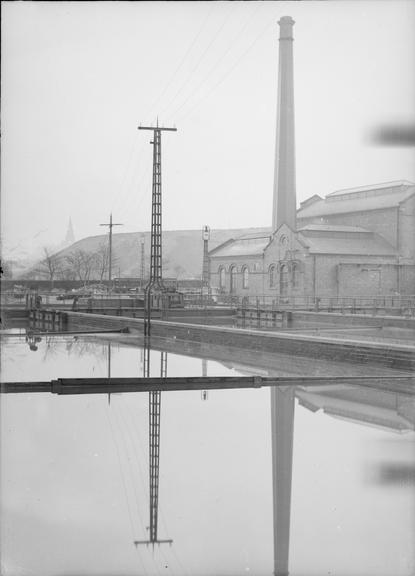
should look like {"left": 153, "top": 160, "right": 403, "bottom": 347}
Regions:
{"left": 168, "top": 3, "right": 263, "bottom": 121}
{"left": 110, "top": 136, "right": 149, "bottom": 218}
{"left": 110, "top": 130, "right": 141, "bottom": 213}
{"left": 178, "top": 13, "right": 275, "bottom": 124}
{"left": 105, "top": 407, "right": 139, "bottom": 542}
{"left": 157, "top": 4, "right": 234, "bottom": 120}
{"left": 140, "top": 3, "right": 216, "bottom": 122}
{"left": 113, "top": 403, "right": 147, "bottom": 534}
{"left": 111, "top": 159, "right": 152, "bottom": 226}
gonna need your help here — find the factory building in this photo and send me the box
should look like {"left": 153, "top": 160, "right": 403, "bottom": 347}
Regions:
{"left": 209, "top": 17, "right": 415, "bottom": 300}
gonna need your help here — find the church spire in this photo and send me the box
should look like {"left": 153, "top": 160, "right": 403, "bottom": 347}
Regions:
{"left": 65, "top": 217, "right": 75, "bottom": 245}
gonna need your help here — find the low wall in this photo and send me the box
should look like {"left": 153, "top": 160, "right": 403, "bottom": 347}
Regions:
{"left": 1, "top": 307, "right": 29, "bottom": 319}
{"left": 65, "top": 311, "right": 415, "bottom": 372}
{"left": 290, "top": 311, "right": 415, "bottom": 330}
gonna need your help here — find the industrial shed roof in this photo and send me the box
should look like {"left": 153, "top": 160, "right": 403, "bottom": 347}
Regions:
{"left": 327, "top": 180, "right": 414, "bottom": 197}
{"left": 297, "top": 183, "right": 415, "bottom": 219}
{"left": 299, "top": 228, "right": 397, "bottom": 256}
{"left": 298, "top": 224, "right": 369, "bottom": 233}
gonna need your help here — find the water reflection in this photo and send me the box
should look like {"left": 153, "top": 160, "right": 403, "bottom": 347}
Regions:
{"left": 25, "top": 331, "right": 42, "bottom": 352}
{"left": 272, "top": 387, "right": 295, "bottom": 576}
{"left": 270, "top": 384, "right": 415, "bottom": 576}
{"left": 1, "top": 331, "right": 414, "bottom": 575}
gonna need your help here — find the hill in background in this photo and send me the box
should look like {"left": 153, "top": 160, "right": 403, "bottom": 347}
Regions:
{"left": 22, "top": 227, "right": 270, "bottom": 280}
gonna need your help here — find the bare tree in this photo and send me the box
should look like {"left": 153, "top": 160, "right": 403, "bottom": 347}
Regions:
{"left": 94, "top": 242, "right": 110, "bottom": 283}
{"left": 65, "top": 249, "right": 97, "bottom": 287}
{"left": 34, "top": 248, "right": 63, "bottom": 288}
{"left": 0, "top": 259, "right": 14, "bottom": 279}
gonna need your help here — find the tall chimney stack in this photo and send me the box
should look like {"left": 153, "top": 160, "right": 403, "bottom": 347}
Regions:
{"left": 272, "top": 16, "right": 296, "bottom": 232}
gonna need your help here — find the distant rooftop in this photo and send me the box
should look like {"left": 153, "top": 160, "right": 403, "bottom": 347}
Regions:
{"left": 298, "top": 228, "right": 397, "bottom": 256}
{"left": 298, "top": 224, "right": 368, "bottom": 233}
{"left": 297, "top": 181, "right": 415, "bottom": 219}
{"left": 327, "top": 180, "right": 414, "bottom": 197}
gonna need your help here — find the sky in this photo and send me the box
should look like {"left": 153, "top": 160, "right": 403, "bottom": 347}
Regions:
{"left": 1, "top": 0, "right": 415, "bottom": 260}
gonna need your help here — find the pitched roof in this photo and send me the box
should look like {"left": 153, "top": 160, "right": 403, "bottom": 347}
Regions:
{"left": 298, "top": 227, "right": 397, "bottom": 256}
{"left": 209, "top": 234, "right": 271, "bottom": 258}
{"left": 298, "top": 224, "right": 368, "bottom": 233}
{"left": 297, "top": 181, "right": 415, "bottom": 219}
{"left": 327, "top": 180, "right": 414, "bottom": 197}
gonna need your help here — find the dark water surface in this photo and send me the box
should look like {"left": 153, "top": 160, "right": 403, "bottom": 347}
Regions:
{"left": 1, "top": 330, "right": 414, "bottom": 576}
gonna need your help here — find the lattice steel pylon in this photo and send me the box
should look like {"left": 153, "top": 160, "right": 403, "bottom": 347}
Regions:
{"left": 134, "top": 344, "right": 172, "bottom": 548}
{"left": 138, "top": 122, "right": 177, "bottom": 337}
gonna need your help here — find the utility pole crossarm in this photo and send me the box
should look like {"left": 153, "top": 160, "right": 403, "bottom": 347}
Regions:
{"left": 138, "top": 125, "right": 177, "bottom": 132}
{"left": 134, "top": 539, "right": 173, "bottom": 546}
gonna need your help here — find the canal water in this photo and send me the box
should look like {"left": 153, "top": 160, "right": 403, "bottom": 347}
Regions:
{"left": 1, "top": 329, "right": 414, "bottom": 576}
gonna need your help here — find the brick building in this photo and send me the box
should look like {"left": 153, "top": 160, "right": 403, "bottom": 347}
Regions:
{"left": 208, "top": 17, "right": 415, "bottom": 300}
{"left": 209, "top": 181, "right": 415, "bottom": 300}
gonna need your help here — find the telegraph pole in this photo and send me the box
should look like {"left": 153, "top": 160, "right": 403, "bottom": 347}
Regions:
{"left": 140, "top": 235, "right": 145, "bottom": 289}
{"left": 202, "top": 224, "right": 210, "bottom": 288}
{"left": 138, "top": 122, "right": 177, "bottom": 336}
{"left": 100, "top": 213, "right": 123, "bottom": 292}
{"left": 201, "top": 225, "right": 211, "bottom": 308}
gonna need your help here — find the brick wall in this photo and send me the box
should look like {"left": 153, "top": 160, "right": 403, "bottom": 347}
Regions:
{"left": 337, "top": 262, "right": 399, "bottom": 296}
{"left": 298, "top": 208, "right": 398, "bottom": 248}
{"left": 209, "top": 213, "right": 413, "bottom": 300}
{"left": 210, "top": 254, "right": 265, "bottom": 297}
{"left": 399, "top": 195, "right": 415, "bottom": 259}
{"left": 400, "top": 265, "right": 415, "bottom": 294}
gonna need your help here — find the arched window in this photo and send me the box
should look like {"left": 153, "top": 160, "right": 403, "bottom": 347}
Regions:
{"left": 280, "top": 264, "right": 288, "bottom": 296}
{"left": 219, "top": 267, "right": 226, "bottom": 289}
{"left": 230, "top": 265, "right": 237, "bottom": 293}
{"left": 242, "top": 266, "right": 249, "bottom": 289}
{"left": 269, "top": 265, "right": 276, "bottom": 288}
{"left": 292, "top": 263, "right": 299, "bottom": 288}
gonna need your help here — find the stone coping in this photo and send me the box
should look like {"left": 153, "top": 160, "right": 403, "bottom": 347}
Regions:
{"left": 65, "top": 311, "right": 415, "bottom": 353}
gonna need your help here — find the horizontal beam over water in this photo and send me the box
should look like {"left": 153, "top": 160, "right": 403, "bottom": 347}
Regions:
{"left": 2, "top": 375, "right": 414, "bottom": 395}
{"left": 0, "top": 328, "right": 130, "bottom": 337}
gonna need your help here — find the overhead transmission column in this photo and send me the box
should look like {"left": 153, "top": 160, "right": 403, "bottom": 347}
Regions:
{"left": 138, "top": 122, "right": 177, "bottom": 337}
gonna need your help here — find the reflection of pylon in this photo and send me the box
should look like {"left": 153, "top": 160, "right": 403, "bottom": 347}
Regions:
{"left": 107, "top": 342, "right": 111, "bottom": 405}
{"left": 201, "top": 358, "right": 208, "bottom": 401}
{"left": 140, "top": 236, "right": 145, "bottom": 289}
{"left": 135, "top": 347, "right": 172, "bottom": 547}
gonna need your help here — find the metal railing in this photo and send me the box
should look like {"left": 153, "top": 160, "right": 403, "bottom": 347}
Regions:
{"left": 222, "top": 294, "right": 415, "bottom": 314}
{"left": 3, "top": 288, "right": 415, "bottom": 317}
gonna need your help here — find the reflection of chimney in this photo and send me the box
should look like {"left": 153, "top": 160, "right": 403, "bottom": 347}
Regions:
{"left": 272, "top": 17, "right": 296, "bottom": 232}
{"left": 271, "top": 386, "right": 295, "bottom": 576}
